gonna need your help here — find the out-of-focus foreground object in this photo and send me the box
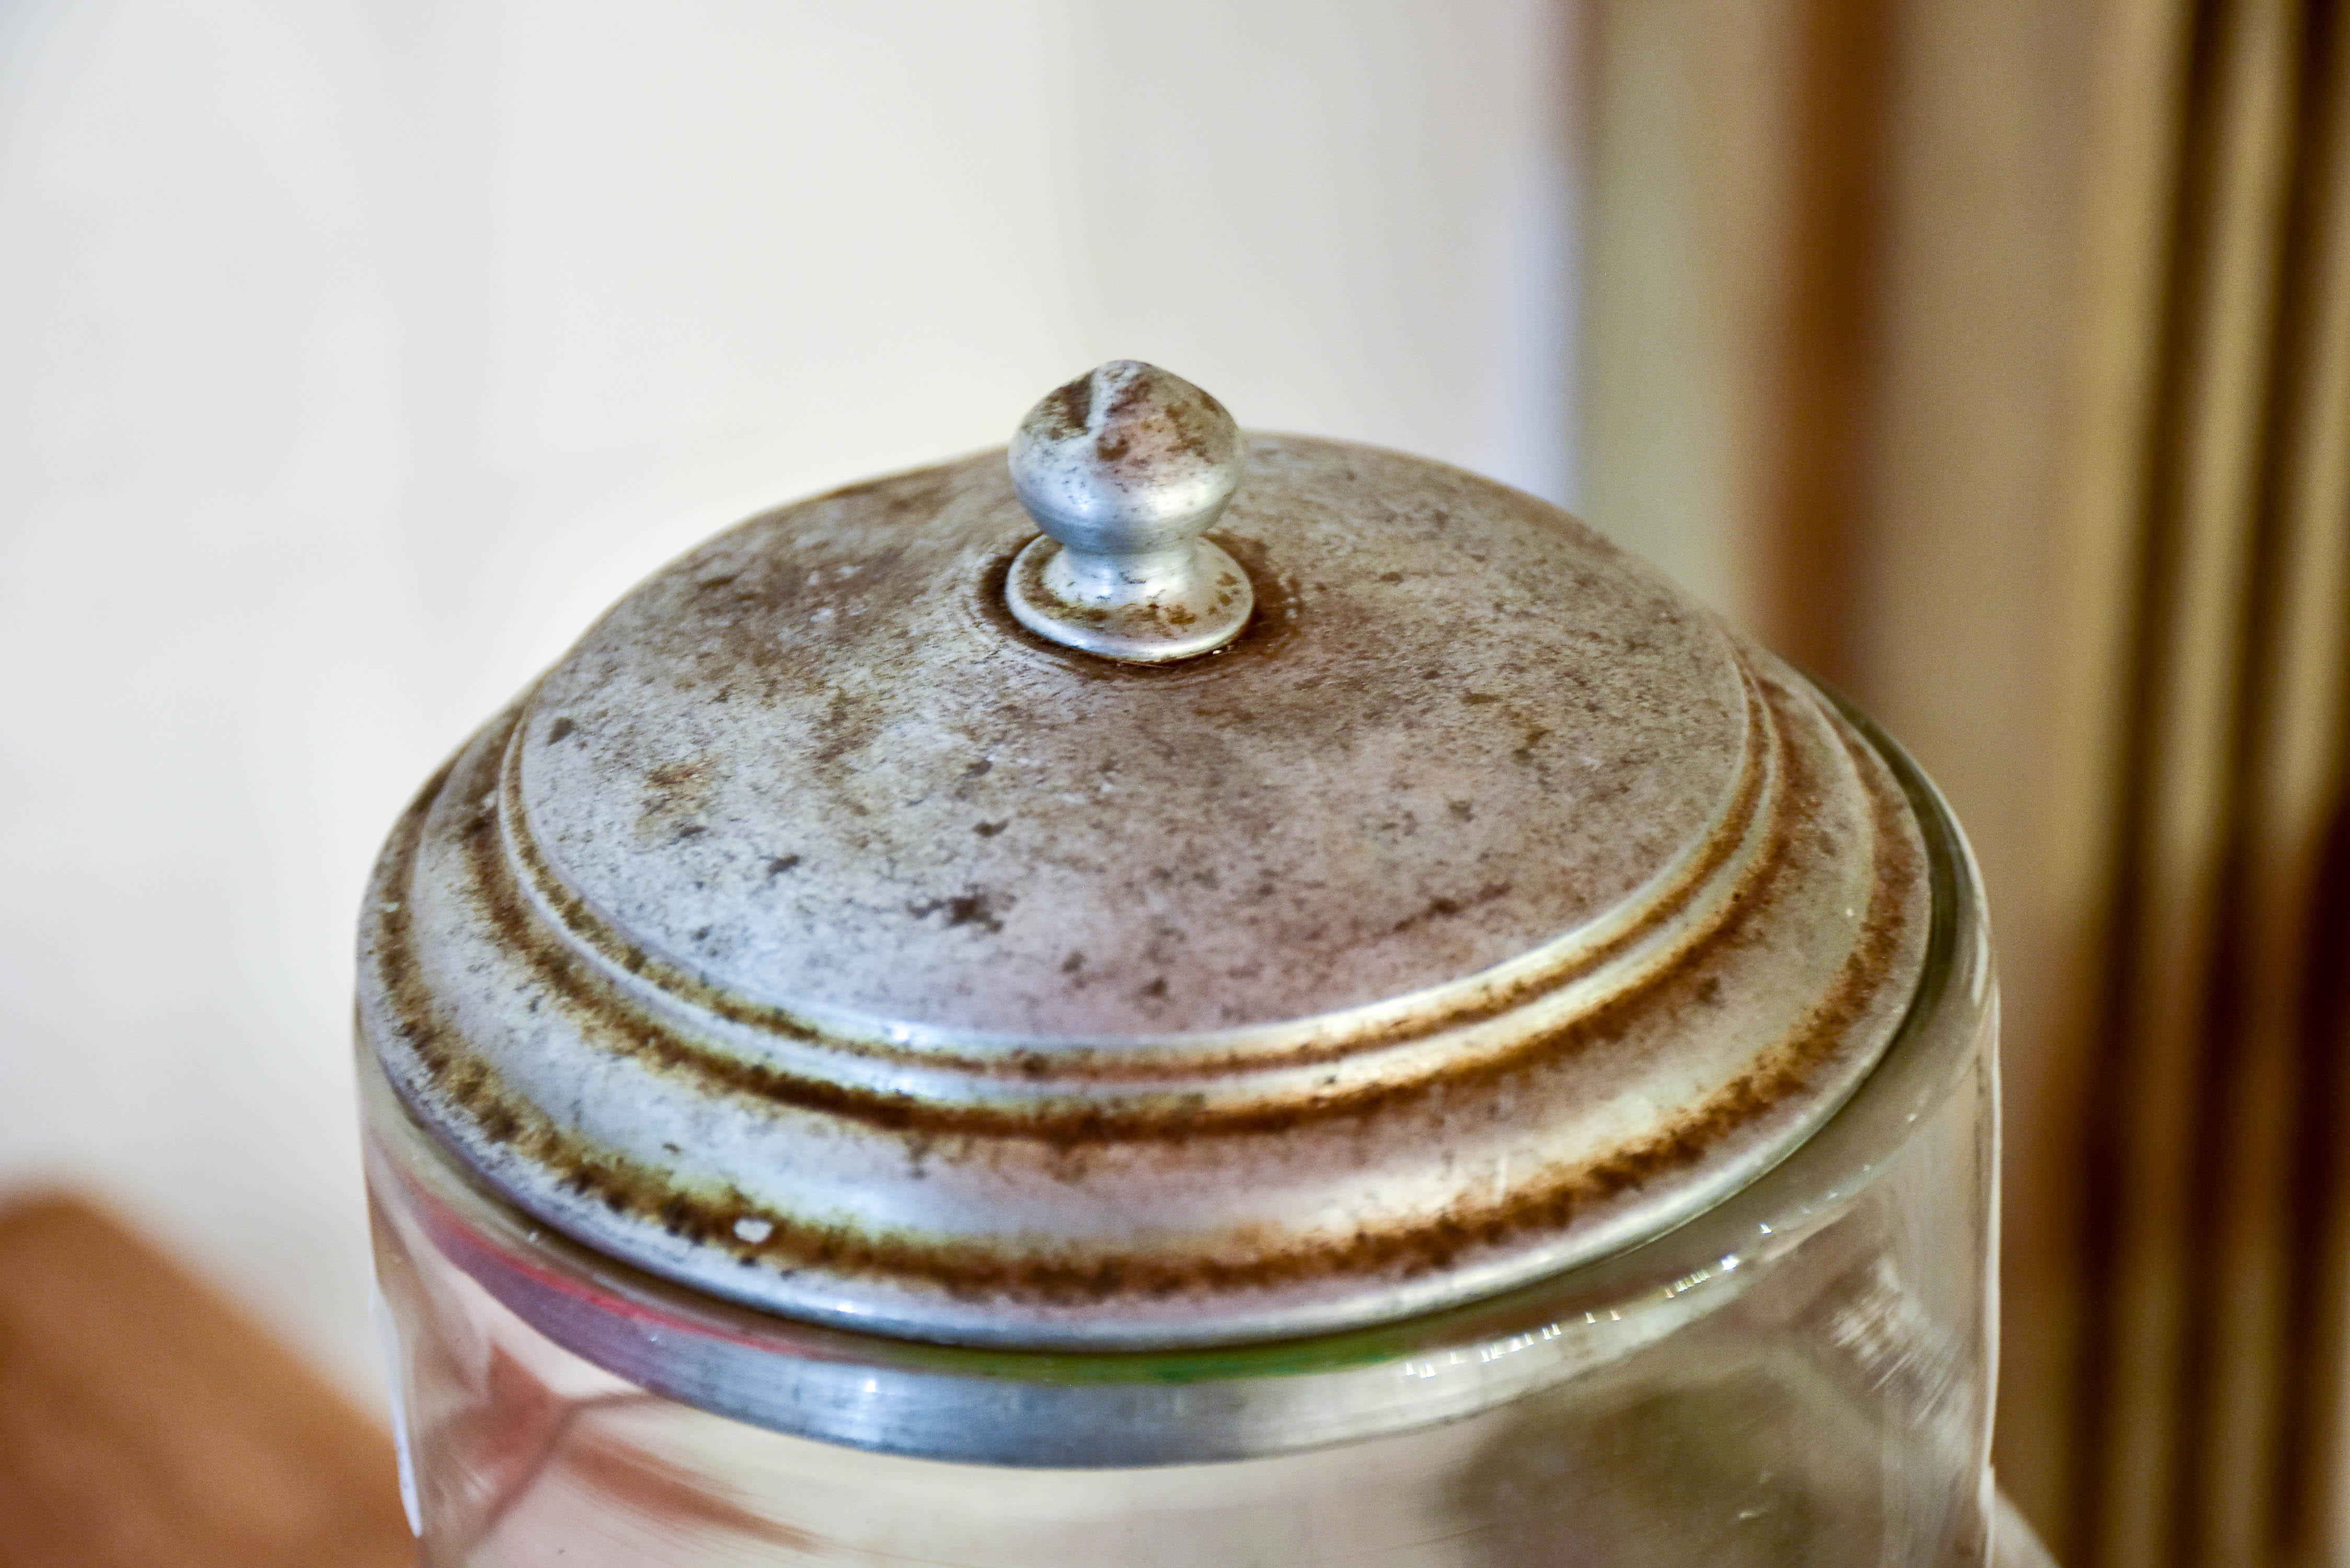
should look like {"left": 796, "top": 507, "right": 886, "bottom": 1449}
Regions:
{"left": 1583, "top": 2, "right": 2350, "bottom": 1566}
{"left": 0, "top": 1193, "right": 411, "bottom": 1568}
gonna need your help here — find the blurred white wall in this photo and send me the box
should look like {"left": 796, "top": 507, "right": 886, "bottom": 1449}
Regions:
{"left": 0, "top": 0, "right": 1578, "bottom": 1401}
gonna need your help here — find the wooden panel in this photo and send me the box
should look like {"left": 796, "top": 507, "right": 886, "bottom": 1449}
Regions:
{"left": 1582, "top": 0, "right": 1893, "bottom": 663}
{"left": 1581, "top": 2, "right": 2350, "bottom": 1564}
{"left": 0, "top": 1194, "right": 411, "bottom": 1568}
{"left": 2085, "top": 6, "right": 2307, "bottom": 1566}
{"left": 2195, "top": 0, "right": 2350, "bottom": 1555}
{"left": 1965, "top": 4, "right": 2195, "bottom": 1554}
{"left": 1582, "top": 5, "right": 2192, "bottom": 1549}
{"left": 2238, "top": 11, "right": 2350, "bottom": 1563}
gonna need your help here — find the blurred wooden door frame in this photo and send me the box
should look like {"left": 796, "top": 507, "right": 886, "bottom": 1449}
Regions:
{"left": 1581, "top": 2, "right": 2350, "bottom": 1565}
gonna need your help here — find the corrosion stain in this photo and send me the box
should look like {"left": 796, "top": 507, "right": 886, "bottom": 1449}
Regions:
{"left": 908, "top": 890, "right": 1008, "bottom": 935}
{"left": 364, "top": 674, "right": 1925, "bottom": 1311}
{"left": 636, "top": 754, "right": 713, "bottom": 841}
{"left": 1040, "top": 373, "right": 1093, "bottom": 440}
{"left": 488, "top": 654, "right": 1781, "bottom": 1095}
{"left": 975, "top": 532, "right": 1305, "bottom": 681}
{"left": 355, "top": 432, "right": 1938, "bottom": 1330}
{"left": 1390, "top": 882, "right": 1514, "bottom": 936}
{"left": 395, "top": 666, "right": 1888, "bottom": 1159}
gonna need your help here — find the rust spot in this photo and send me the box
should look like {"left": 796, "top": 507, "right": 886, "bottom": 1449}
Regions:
{"left": 1390, "top": 882, "right": 1514, "bottom": 935}
{"left": 976, "top": 531, "right": 1305, "bottom": 679}
{"left": 1104, "top": 369, "right": 1150, "bottom": 420}
{"left": 1039, "top": 373, "right": 1093, "bottom": 440}
{"left": 908, "top": 890, "right": 1007, "bottom": 935}
{"left": 637, "top": 755, "right": 715, "bottom": 840}
{"left": 949, "top": 759, "right": 994, "bottom": 802}
{"left": 547, "top": 716, "right": 575, "bottom": 743}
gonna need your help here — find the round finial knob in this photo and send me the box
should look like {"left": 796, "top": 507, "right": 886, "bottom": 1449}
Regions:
{"left": 1005, "top": 361, "right": 1255, "bottom": 662}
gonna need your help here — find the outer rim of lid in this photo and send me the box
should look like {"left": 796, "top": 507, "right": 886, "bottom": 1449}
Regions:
{"left": 356, "top": 435, "right": 1932, "bottom": 1350}
{"left": 359, "top": 684, "right": 1988, "bottom": 1463}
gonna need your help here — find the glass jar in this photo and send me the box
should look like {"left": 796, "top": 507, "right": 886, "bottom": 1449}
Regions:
{"left": 359, "top": 364, "right": 2037, "bottom": 1565}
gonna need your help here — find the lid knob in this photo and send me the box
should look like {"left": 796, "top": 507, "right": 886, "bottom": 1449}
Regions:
{"left": 1005, "top": 361, "right": 1255, "bottom": 661}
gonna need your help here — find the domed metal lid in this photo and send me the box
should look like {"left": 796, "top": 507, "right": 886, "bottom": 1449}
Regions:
{"left": 358, "top": 362, "right": 1930, "bottom": 1349}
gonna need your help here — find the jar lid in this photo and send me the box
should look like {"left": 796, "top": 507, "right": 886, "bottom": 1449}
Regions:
{"left": 359, "top": 362, "right": 1930, "bottom": 1349}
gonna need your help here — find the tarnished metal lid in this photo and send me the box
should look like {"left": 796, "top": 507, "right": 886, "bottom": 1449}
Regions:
{"left": 358, "top": 363, "right": 1930, "bottom": 1349}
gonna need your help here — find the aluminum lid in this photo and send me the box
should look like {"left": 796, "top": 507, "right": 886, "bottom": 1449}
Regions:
{"left": 359, "top": 362, "right": 1931, "bottom": 1349}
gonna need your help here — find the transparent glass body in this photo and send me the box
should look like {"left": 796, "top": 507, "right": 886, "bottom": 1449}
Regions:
{"left": 367, "top": 1013, "right": 2004, "bottom": 1563}
{"left": 364, "top": 722, "right": 2033, "bottom": 1566}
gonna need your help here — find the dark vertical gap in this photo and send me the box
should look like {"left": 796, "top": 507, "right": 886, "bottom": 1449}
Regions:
{"left": 2276, "top": 10, "right": 2350, "bottom": 1551}
{"left": 2070, "top": 2, "right": 2226, "bottom": 1562}
{"left": 2176, "top": 537, "right": 2267, "bottom": 1564}
{"left": 1752, "top": 0, "right": 1895, "bottom": 696}
{"left": 2284, "top": 793, "right": 2350, "bottom": 1551}
{"left": 2178, "top": 4, "right": 2329, "bottom": 1560}
{"left": 2179, "top": 809, "right": 2255, "bottom": 1568}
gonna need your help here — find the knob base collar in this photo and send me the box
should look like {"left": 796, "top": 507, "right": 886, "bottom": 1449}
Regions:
{"left": 1005, "top": 532, "right": 1253, "bottom": 662}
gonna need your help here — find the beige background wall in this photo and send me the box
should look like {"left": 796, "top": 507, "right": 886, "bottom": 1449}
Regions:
{"left": 0, "top": 0, "right": 1579, "bottom": 1401}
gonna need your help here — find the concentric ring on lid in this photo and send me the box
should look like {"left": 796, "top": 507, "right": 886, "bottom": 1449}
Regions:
{"left": 359, "top": 429, "right": 1929, "bottom": 1349}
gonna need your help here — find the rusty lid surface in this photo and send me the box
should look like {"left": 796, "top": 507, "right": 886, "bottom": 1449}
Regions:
{"left": 358, "top": 363, "right": 1931, "bottom": 1349}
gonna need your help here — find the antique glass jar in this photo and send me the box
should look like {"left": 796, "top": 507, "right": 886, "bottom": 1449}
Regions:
{"left": 358, "top": 364, "right": 2045, "bottom": 1565}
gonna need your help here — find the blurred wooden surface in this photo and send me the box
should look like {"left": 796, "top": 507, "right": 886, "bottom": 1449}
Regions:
{"left": 0, "top": 1193, "right": 411, "bottom": 1568}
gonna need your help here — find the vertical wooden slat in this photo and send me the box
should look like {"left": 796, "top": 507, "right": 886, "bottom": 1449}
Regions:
{"left": 2247, "top": 9, "right": 2350, "bottom": 1561}
{"left": 1738, "top": 0, "right": 1891, "bottom": 691}
{"left": 1581, "top": 6, "right": 2350, "bottom": 1561}
{"left": 2194, "top": 4, "right": 2350, "bottom": 1562}
{"left": 1857, "top": 2, "right": 2193, "bottom": 1555}
{"left": 2086, "top": 4, "right": 2305, "bottom": 1565}
{"left": 2306, "top": 832, "right": 2350, "bottom": 1568}
{"left": 1994, "top": 4, "right": 2198, "bottom": 1558}
{"left": 1580, "top": 1, "right": 1742, "bottom": 620}
{"left": 1581, "top": 0, "right": 1896, "bottom": 645}
{"left": 1583, "top": 0, "right": 1825, "bottom": 626}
